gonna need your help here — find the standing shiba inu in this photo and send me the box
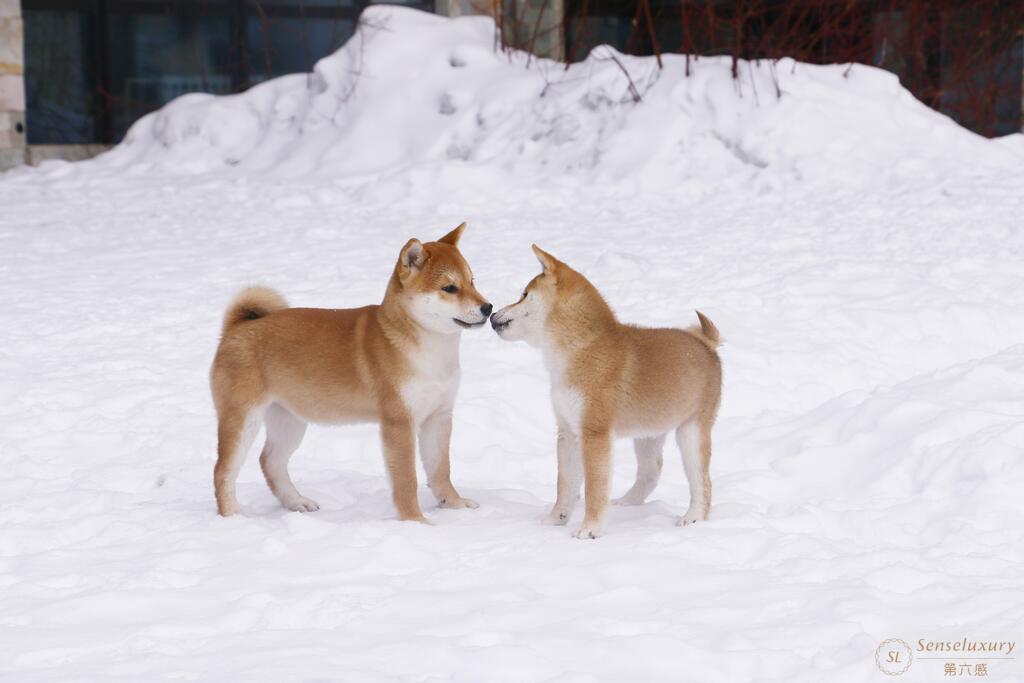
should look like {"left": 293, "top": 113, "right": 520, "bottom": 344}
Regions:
{"left": 490, "top": 245, "right": 722, "bottom": 539}
{"left": 210, "top": 223, "right": 491, "bottom": 521}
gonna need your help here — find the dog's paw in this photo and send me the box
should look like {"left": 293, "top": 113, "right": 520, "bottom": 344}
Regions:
{"left": 676, "top": 509, "right": 706, "bottom": 526}
{"left": 543, "top": 509, "right": 571, "bottom": 526}
{"left": 572, "top": 524, "right": 602, "bottom": 540}
{"left": 284, "top": 496, "right": 320, "bottom": 513}
{"left": 217, "top": 500, "right": 242, "bottom": 517}
{"left": 438, "top": 496, "right": 479, "bottom": 510}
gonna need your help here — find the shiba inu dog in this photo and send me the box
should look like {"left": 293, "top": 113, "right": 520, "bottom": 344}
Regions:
{"left": 210, "top": 223, "right": 491, "bottom": 521}
{"left": 490, "top": 245, "right": 722, "bottom": 539}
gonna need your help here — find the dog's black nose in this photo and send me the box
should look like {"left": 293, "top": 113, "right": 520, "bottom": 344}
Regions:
{"left": 480, "top": 303, "right": 493, "bottom": 317}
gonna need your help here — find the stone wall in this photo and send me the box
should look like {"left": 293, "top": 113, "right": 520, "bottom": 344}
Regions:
{"left": 504, "top": 0, "right": 564, "bottom": 62}
{"left": 0, "top": 0, "right": 25, "bottom": 170}
{"left": 437, "top": 0, "right": 564, "bottom": 61}
{"left": 436, "top": 0, "right": 500, "bottom": 19}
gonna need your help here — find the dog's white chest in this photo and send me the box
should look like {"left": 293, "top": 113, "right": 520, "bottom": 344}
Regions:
{"left": 544, "top": 350, "right": 584, "bottom": 433}
{"left": 401, "top": 373, "right": 457, "bottom": 425}
{"left": 401, "top": 338, "right": 460, "bottom": 425}
{"left": 550, "top": 382, "right": 584, "bottom": 433}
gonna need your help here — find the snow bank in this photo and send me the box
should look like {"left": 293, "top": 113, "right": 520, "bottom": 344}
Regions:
{"left": 98, "top": 6, "right": 1020, "bottom": 191}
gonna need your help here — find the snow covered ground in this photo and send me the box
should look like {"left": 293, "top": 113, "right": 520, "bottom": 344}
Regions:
{"left": 2, "top": 7, "right": 1023, "bottom": 682}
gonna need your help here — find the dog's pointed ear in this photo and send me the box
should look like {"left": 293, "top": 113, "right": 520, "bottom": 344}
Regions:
{"left": 437, "top": 222, "right": 466, "bottom": 246}
{"left": 532, "top": 244, "right": 558, "bottom": 274}
{"left": 398, "top": 238, "right": 426, "bottom": 282}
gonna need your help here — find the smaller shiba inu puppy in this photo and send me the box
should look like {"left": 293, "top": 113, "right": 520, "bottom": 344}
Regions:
{"left": 490, "top": 245, "right": 722, "bottom": 539}
{"left": 210, "top": 223, "right": 491, "bottom": 521}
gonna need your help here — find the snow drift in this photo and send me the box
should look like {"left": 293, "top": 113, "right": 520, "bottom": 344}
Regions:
{"left": 100, "top": 6, "right": 1020, "bottom": 190}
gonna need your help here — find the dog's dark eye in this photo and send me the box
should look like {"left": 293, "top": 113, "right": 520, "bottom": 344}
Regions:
{"left": 522, "top": 291, "right": 528, "bottom": 299}
{"left": 442, "top": 285, "right": 458, "bottom": 294}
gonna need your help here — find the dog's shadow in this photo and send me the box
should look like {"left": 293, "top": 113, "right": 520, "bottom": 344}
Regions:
{"left": 233, "top": 469, "right": 711, "bottom": 539}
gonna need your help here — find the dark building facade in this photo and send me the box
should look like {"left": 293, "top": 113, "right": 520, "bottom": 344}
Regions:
{"left": 20, "top": 0, "right": 428, "bottom": 146}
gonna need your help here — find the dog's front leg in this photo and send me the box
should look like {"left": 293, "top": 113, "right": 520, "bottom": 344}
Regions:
{"left": 574, "top": 425, "right": 612, "bottom": 539}
{"left": 544, "top": 425, "right": 581, "bottom": 526}
{"left": 380, "top": 411, "right": 427, "bottom": 523}
{"left": 419, "top": 409, "right": 478, "bottom": 510}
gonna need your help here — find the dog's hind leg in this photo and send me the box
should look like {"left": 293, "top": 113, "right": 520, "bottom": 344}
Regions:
{"left": 676, "top": 418, "right": 712, "bottom": 526}
{"left": 613, "top": 434, "right": 666, "bottom": 506}
{"left": 259, "top": 403, "right": 317, "bottom": 512}
{"left": 214, "top": 404, "right": 266, "bottom": 516}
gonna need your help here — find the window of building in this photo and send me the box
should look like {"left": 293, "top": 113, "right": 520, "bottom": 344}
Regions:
{"left": 23, "top": 0, "right": 430, "bottom": 145}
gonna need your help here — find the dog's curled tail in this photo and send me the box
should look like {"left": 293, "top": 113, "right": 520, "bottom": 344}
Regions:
{"left": 688, "top": 310, "right": 721, "bottom": 350}
{"left": 222, "top": 286, "right": 288, "bottom": 336}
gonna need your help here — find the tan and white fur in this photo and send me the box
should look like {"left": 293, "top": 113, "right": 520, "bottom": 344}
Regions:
{"left": 490, "top": 245, "right": 722, "bottom": 539}
{"left": 210, "top": 223, "right": 491, "bottom": 521}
